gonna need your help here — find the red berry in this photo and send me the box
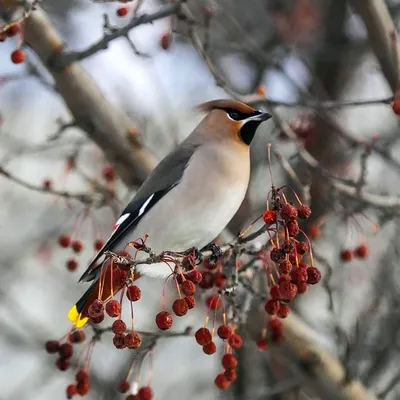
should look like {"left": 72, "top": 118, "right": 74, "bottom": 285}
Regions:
{"left": 264, "top": 299, "right": 280, "bottom": 315}
{"left": 69, "top": 330, "right": 85, "bottom": 343}
{"left": 102, "top": 164, "right": 115, "bottom": 182}
{"left": 45, "top": 340, "right": 60, "bottom": 354}
{"left": 199, "top": 271, "right": 215, "bottom": 288}
{"left": 296, "top": 281, "right": 308, "bottom": 294}
{"left": 280, "top": 203, "right": 298, "bottom": 221}
{"left": 287, "top": 219, "right": 300, "bottom": 237}
{"left": 392, "top": 99, "right": 400, "bottom": 115}
{"left": 76, "top": 381, "right": 90, "bottom": 396}
{"left": 6, "top": 24, "right": 19, "bottom": 37}
{"left": 291, "top": 268, "right": 308, "bottom": 283}
{"left": 217, "top": 324, "right": 232, "bottom": 340}
{"left": 90, "top": 313, "right": 104, "bottom": 324}
{"left": 11, "top": 49, "right": 25, "bottom": 64}
{"left": 279, "top": 280, "right": 297, "bottom": 301}
{"left": 113, "top": 268, "right": 129, "bottom": 286}
{"left": 256, "top": 337, "right": 268, "bottom": 351}
{"left": 262, "top": 210, "right": 277, "bottom": 225}
{"left": 172, "top": 298, "right": 188, "bottom": 317}
{"left": 160, "top": 33, "right": 171, "bottom": 50}
{"left": 195, "top": 327, "right": 212, "bottom": 346}
{"left": 137, "top": 386, "right": 153, "bottom": 400}
{"left": 203, "top": 341, "right": 216, "bottom": 355}
{"left": 214, "top": 272, "right": 227, "bottom": 288}
{"left": 118, "top": 380, "right": 130, "bottom": 393}
{"left": 58, "top": 234, "right": 71, "bottom": 248}
{"left": 56, "top": 357, "right": 71, "bottom": 371}
{"left": 113, "top": 333, "right": 126, "bottom": 349}
{"left": 224, "top": 368, "right": 237, "bottom": 382}
{"left": 124, "top": 331, "right": 142, "bottom": 349}
{"left": 277, "top": 304, "right": 290, "bottom": 318}
{"left": 181, "top": 280, "right": 196, "bottom": 296}
{"left": 296, "top": 242, "right": 309, "bottom": 255}
{"left": 184, "top": 296, "right": 195, "bottom": 309}
{"left": 279, "top": 259, "right": 292, "bottom": 274}
{"left": 112, "top": 319, "right": 127, "bottom": 334}
{"left": 340, "top": 249, "right": 353, "bottom": 262}
{"left": 354, "top": 244, "right": 369, "bottom": 259}
{"left": 42, "top": 179, "right": 52, "bottom": 190}
{"left": 66, "top": 258, "right": 78, "bottom": 272}
{"left": 282, "top": 240, "right": 294, "bottom": 254}
{"left": 297, "top": 204, "right": 311, "bottom": 219}
{"left": 270, "top": 248, "right": 285, "bottom": 263}
{"left": 268, "top": 318, "right": 282, "bottom": 331}
{"left": 155, "top": 311, "right": 173, "bottom": 330}
{"left": 117, "top": 7, "right": 128, "bottom": 17}
{"left": 228, "top": 333, "right": 242, "bottom": 349}
{"left": 106, "top": 299, "right": 121, "bottom": 317}
{"left": 298, "top": 262, "right": 309, "bottom": 269}
{"left": 88, "top": 299, "right": 104, "bottom": 318}
{"left": 186, "top": 270, "right": 202, "bottom": 284}
{"left": 307, "top": 267, "right": 321, "bottom": 284}
{"left": 221, "top": 353, "right": 238, "bottom": 369}
{"left": 75, "top": 370, "right": 89, "bottom": 384}
{"left": 71, "top": 240, "right": 83, "bottom": 253}
{"left": 279, "top": 274, "right": 290, "bottom": 283}
{"left": 59, "top": 343, "right": 73, "bottom": 358}
{"left": 215, "top": 373, "right": 230, "bottom": 390}
{"left": 126, "top": 285, "right": 141, "bottom": 301}
{"left": 94, "top": 239, "right": 104, "bottom": 251}
{"left": 269, "top": 285, "right": 281, "bottom": 300}
{"left": 206, "top": 295, "right": 221, "bottom": 310}
{"left": 66, "top": 384, "right": 77, "bottom": 399}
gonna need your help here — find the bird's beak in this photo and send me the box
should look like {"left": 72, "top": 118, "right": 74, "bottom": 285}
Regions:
{"left": 249, "top": 112, "right": 272, "bottom": 122}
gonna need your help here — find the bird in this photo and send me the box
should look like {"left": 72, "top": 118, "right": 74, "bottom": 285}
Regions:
{"left": 68, "top": 99, "right": 272, "bottom": 327}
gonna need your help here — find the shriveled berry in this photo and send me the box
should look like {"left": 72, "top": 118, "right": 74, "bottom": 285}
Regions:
{"left": 94, "top": 239, "right": 104, "bottom": 251}
{"left": 203, "top": 341, "right": 216, "bottom": 355}
{"left": 125, "top": 331, "right": 142, "bottom": 349}
{"left": 106, "top": 299, "right": 121, "bottom": 317}
{"left": 126, "top": 285, "right": 141, "bottom": 301}
{"left": 279, "top": 274, "right": 290, "bottom": 283}
{"left": 59, "top": 343, "right": 73, "bottom": 358}
{"left": 296, "top": 242, "right": 309, "bottom": 255}
{"left": 340, "top": 249, "right": 353, "bottom": 262}
{"left": 277, "top": 304, "right": 290, "bottom": 318}
{"left": 297, "top": 204, "right": 311, "bottom": 219}
{"left": 45, "top": 340, "right": 60, "bottom": 354}
{"left": 113, "top": 268, "right": 129, "bottom": 286}
{"left": 195, "top": 327, "right": 212, "bottom": 346}
{"left": 296, "top": 281, "right": 308, "bottom": 294}
{"left": 58, "top": 234, "right": 71, "bottom": 248}
{"left": 117, "top": 7, "right": 128, "bottom": 17}
{"left": 118, "top": 380, "right": 130, "bottom": 393}
{"left": 270, "top": 248, "right": 285, "bottom": 263}
{"left": 289, "top": 253, "right": 298, "bottom": 265}
{"left": 287, "top": 219, "right": 300, "bottom": 237}
{"left": 354, "top": 244, "right": 369, "bottom": 259}
{"left": 181, "top": 280, "right": 196, "bottom": 296}
{"left": 66, "top": 258, "right": 78, "bottom": 272}
{"left": 206, "top": 295, "right": 221, "bottom": 310}
{"left": 215, "top": 373, "right": 230, "bottom": 390}
{"left": 291, "top": 268, "right": 308, "bottom": 283}
{"left": 214, "top": 272, "right": 227, "bottom": 288}
{"left": 137, "top": 386, "right": 153, "bottom": 400}
{"left": 112, "top": 319, "right": 127, "bottom": 334}
{"left": 279, "top": 280, "right": 297, "bottom": 301}
{"left": 75, "top": 370, "right": 89, "bottom": 384}
{"left": 66, "top": 384, "right": 77, "bottom": 399}
{"left": 199, "top": 270, "right": 215, "bottom": 288}
{"left": 11, "top": 49, "right": 25, "bottom": 64}
{"left": 172, "top": 298, "right": 188, "bottom": 316}
{"left": 183, "top": 296, "right": 196, "bottom": 310}
{"left": 264, "top": 299, "right": 280, "bottom": 315}
{"left": 217, "top": 324, "right": 231, "bottom": 340}
{"left": 56, "top": 357, "right": 71, "bottom": 371}
{"left": 113, "top": 333, "right": 126, "bottom": 349}
{"left": 90, "top": 313, "right": 104, "bottom": 324}
{"left": 282, "top": 240, "right": 294, "bottom": 254}
{"left": 307, "top": 267, "right": 321, "bottom": 284}
{"left": 186, "top": 270, "right": 202, "bottom": 284}
{"left": 262, "top": 210, "right": 277, "bottom": 225}
{"left": 155, "top": 311, "right": 173, "bottom": 330}
{"left": 76, "top": 381, "right": 89, "bottom": 396}
{"left": 270, "top": 284, "right": 281, "bottom": 300}
{"left": 88, "top": 299, "right": 104, "bottom": 318}
{"left": 280, "top": 203, "right": 298, "bottom": 221}
{"left": 279, "top": 259, "right": 292, "bottom": 274}
{"left": 228, "top": 333, "right": 242, "bottom": 349}
{"left": 224, "top": 368, "right": 237, "bottom": 382}
{"left": 69, "top": 330, "right": 85, "bottom": 344}
{"left": 222, "top": 353, "right": 238, "bottom": 369}
{"left": 256, "top": 337, "right": 268, "bottom": 351}
{"left": 71, "top": 240, "right": 83, "bottom": 253}
{"left": 298, "top": 262, "right": 309, "bottom": 269}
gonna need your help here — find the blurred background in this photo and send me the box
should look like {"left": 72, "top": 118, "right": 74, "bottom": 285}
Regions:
{"left": 1, "top": 0, "right": 400, "bottom": 399}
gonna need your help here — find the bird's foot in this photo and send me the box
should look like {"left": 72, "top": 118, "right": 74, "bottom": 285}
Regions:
{"left": 182, "top": 247, "right": 203, "bottom": 265}
{"left": 202, "top": 242, "right": 223, "bottom": 264}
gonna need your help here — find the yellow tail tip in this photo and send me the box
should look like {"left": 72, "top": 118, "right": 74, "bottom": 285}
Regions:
{"left": 68, "top": 305, "right": 89, "bottom": 328}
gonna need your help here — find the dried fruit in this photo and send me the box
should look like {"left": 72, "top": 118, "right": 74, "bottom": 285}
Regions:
{"left": 277, "top": 304, "right": 289, "bottom": 318}
{"left": 279, "top": 259, "right": 292, "bottom": 274}
{"left": 112, "top": 319, "right": 127, "bottom": 335}
{"left": 264, "top": 299, "right": 280, "bottom": 315}
{"left": 262, "top": 210, "right": 277, "bottom": 225}
{"left": 228, "top": 333, "right": 242, "bottom": 349}
{"left": 279, "top": 280, "right": 297, "bottom": 301}
{"left": 181, "top": 280, "right": 196, "bottom": 296}
{"left": 224, "top": 368, "right": 237, "bottom": 382}
{"left": 45, "top": 340, "right": 60, "bottom": 354}
{"left": 280, "top": 203, "right": 298, "bottom": 221}
{"left": 172, "top": 298, "right": 188, "bottom": 317}
{"left": 269, "top": 285, "right": 281, "bottom": 300}
{"left": 113, "top": 333, "right": 126, "bottom": 349}
{"left": 217, "top": 324, "right": 232, "bottom": 340}
{"left": 126, "top": 285, "right": 141, "bottom": 301}
{"left": 105, "top": 299, "right": 121, "bottom": 317}
{"left": 270, "top": 248, "right": 285, "bottom": 263}
{"left": 203, "top": 341, "right": 216, "bottom": 355}
{"left": 307, "top": 267, "right": 321, "bottom": 284}
{"left": 195, "top": 327, "right": 212, "bottom": 346}
{"left": 124, "top": 332, "right": 142, "bottom": 349}
{"left": 184, "top": 296, "right": 195, "bottom": 309}
{"left": 297, "top": 204, "right": 311, "bottom": 219}
{"left": 155, "top": 311, "right": 173, "bottom": 330}
{"left": 221, "top": 354, "right": 238, "bottom": 369}
{"left": 88, "top": 299, "right": 104, "bottom": 318}
{"left": 59, "top": 343, "right": 73, "bottom": 358}
{"left": 69, "top": 330, "right": 85, "bottom": 343}
{"left": 214, "top": 373, "right": 230, "bottom": 390}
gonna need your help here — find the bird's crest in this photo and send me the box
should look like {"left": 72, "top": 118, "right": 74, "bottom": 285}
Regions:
{"left": 196, "top": 99, "right": 257, "bottom": 115}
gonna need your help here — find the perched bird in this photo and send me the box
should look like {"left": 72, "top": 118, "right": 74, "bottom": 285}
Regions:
{"left": 68, "top": 99, "right": 271, "bottom": 327}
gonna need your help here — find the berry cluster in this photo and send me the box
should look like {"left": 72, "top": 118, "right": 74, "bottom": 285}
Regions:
{"left": 0, "top": 23, "right": 25, "bottom": 64}
{"left": 340, "top": 243, "right": 369, "bottom": 262}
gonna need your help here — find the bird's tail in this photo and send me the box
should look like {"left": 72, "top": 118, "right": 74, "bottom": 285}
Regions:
{"left": 68, "top": 261, "right": 139, "bottom": 328}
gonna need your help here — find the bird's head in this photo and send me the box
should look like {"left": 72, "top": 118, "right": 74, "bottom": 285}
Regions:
{"left": 196, "top": 99, "right": 272, "bottom": 146}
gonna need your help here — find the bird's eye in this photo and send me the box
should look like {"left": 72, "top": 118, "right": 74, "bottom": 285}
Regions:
{"left": 228, "top": 111, "right": 241, "bottom": 120}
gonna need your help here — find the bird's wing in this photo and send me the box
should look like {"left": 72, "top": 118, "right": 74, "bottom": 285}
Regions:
{"left": 78, "top": 139, "right": 201, "bottom": 283}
